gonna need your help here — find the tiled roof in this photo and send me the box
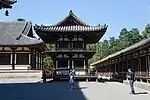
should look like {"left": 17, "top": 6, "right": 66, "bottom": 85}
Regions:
{"left": 55, "top": 10, "right": 88, "bottom": 26}
{"left": 0, "top": 0, "right": 16, "bottom": 8}
{"left": 0, "top": 21, "right": 43, "bottom": 46}
{"left": 35, "top": 24, "right": 107, "bottom": 32}
{"left": 3, "top": 0, "right": 17, "bottom": 4}
{"left": 91, "top": 37, "right": 150, "bottom": 66}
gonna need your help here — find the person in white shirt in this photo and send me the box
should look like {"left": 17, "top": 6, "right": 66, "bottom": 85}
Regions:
{"left": 69, "top": 69, "right": 75, "bottom": 90}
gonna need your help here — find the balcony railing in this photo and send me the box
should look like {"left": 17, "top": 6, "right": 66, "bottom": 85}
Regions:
{"left": 47, "top": 48, "right": 96, "bottom": 52}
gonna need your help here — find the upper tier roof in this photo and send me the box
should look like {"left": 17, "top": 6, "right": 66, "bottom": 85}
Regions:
{"left": 0, "top": 21, "right": 44, "bottom": 46}
{"left": 35, "top": 24, "right": 107, "bottom": 32}
{"left": 55, "top": 10, "right": 89, "bottom": 26}
{"left": 34, "top": 10, "right": 108, "bottom": 43}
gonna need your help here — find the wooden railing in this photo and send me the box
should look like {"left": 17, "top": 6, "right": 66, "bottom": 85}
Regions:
{"left": 42, "top": 68, "right": 55, "bottom": 82}
{"left": 47, "top": 48, "right": 96, "bottom": 52}
{"left": 135, "top": 72, "right": 149, "bottom": 77}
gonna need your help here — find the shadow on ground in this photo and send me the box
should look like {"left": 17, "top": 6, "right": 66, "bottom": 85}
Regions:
{"left": 0, "top": 81, "right": 88, "bottom": 100}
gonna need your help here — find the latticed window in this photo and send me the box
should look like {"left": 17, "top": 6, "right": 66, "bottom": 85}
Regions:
{"left": 73, "top": 42, "right": 83, "bottom": 49}
{"left": 16, "top": 53, "right": 29, "bottom": 65}
{"left": 0, "top": 53, "right": 11, "bottom": 64}
{"left": 74, "top": 60, "right": 84, "bottom": 68}
{"left": 59, "top": 42, "right": 69, "bottom": 48}
{"left": 58, "top": 59, "right": 68, "bottom": 68}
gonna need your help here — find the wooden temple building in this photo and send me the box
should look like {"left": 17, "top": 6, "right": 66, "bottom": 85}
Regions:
{"left": 0, "top": 21, "right": 45, "bottom": 70}
{"left": 91, "top": 37, "right": 150, "bottom": 82}
{"left": 35, "top": 10, "right": 108, "bottom": 78}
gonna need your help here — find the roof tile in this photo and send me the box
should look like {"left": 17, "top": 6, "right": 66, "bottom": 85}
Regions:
{"left": 35, "top": 25, "right": 107, "bottom": 32}
{"left": 0, "top": 21, "right": 43, "bottom": 46}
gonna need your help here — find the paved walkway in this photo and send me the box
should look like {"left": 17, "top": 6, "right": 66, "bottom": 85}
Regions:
{"left": 0, "top": 79, "right": 149, "bottom": 100}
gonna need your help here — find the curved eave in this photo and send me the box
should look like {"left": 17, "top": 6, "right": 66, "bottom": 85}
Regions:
{"left": 35, "top": 25, "right": 107, "bottom": 42}
{"left": 35, "top": 25, "right": 107, "bottom": 33}
{"left": 0, "top": 0, "right": 16, "bottom": 8}
{"left": 0, "top": 42, "right": 46, "bottom": 51}
{"left": 93, "top": 25, "right": 108, "bottom": 43}
{"left": 5, "top": 0, "right": 17, "bottom": 4}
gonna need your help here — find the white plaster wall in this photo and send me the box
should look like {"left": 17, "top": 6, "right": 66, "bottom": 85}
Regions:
{"left": 0, "top": 65, "right": 12, "bottom": 69}
{"left": 0, "top": 47, "right": 2, "bottom": 50}
{"left": 75, "top": 71, "right": 86, "bottom": 75}
{"left": 15, "top": 65, "right": 30, "bottom": 69}
{"left": 4, "top": 47, "right": 11, "bottom": 50}
{"left": 24, "top": 47, "right": 30, "bottom": 50}
{"left": 16, "top": 47, "right": 22, "bottom": 50}
{"left": 0, "top": 70, "right": 42, "bottom": 78}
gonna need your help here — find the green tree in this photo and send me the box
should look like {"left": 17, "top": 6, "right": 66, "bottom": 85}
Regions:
{"left": 142, "top": 24, "right": 150, "bottom": 39}
{"left": 43, "top": 55, "right": 54, "bottom": 68}
{"left": 43, "top": 43, "right": 55, "bottom": 68}
{"left": 118, "top": 28, "right": 130, "bottom": 49}
{"left": 128, "top": 28, "right": 143, "bottom": 45}
{"left": 108, "top": 37, "right": 119, "bottom": 54}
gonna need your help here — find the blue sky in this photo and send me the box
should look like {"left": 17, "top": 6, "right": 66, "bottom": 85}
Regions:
{"left": 1, "top": 0, "right": 150, "bottom": 41}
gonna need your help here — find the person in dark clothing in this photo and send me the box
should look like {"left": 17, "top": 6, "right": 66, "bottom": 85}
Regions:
{"left": 126, "top": 68, "right": 135, "bottom": 94}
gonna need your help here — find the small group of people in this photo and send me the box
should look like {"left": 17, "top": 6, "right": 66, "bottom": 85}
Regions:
{"left": 68, "top": 67, "right": 136, "bottom": 93}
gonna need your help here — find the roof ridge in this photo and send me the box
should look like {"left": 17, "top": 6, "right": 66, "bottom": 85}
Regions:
{"left": 54, "top": 10, "right": 89, "bottom": 26}
{"left": 38, "top": 24, "right": 107, "bottom": 28}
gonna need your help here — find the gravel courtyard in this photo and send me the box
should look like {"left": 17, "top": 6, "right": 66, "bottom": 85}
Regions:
{"left": 0, "top": 78, "right": 149, "bottom": 100}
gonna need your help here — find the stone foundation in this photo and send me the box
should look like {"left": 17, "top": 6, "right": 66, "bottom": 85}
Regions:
{"left": 0, "top": 70, "right": 42, "bottom": 78}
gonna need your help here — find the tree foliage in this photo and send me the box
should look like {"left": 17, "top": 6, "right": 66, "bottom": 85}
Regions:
{"left": 43, "top": 55, "right": 54, "bottom": 68}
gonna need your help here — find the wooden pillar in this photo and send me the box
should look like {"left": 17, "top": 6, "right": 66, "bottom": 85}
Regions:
{"left": 39, "top": 53, "right": 41, "bottom": 69}
{"left": 38, "top": 52, "right": 40, "bottom": 69}
{"left": 84, "top": 60, "right": 86, "bottom": 69}
{"left": 127, "top": 60, "right": 128, "bottom": 70}
{"left": 147, "top": 55, "right": 150, "bottom": 76}
{"left": 138, "top": 58, "right": 141, "bottom": 76}
{"left": 145, "top": 55, "right": 148, "bottom": 76}
{"left": 109, "top": 64, "right": 111, "bottom": 74}
{"left": 29, "top": 48, "right": 33, "bottom": 69}
{"left": 72, "top": 60, "right": 74, "bottom": 68}
{"left": 85, "top": 59, "right": 88, "bottom": 75}
{"left": 115, "top": 63, "right": 117, "bottom": 73}
{"left": 121, "top": 61, "right": 123, "bottom": 73}
{"left": 41, "top": 53, "right": 43, "bottom": 69}
{"left": 56, "top": 60, "right": 58, "bottom": 68}
{"left": 131, "top": 58, "right": 134, "bottom": 71}
{"left": 68, "top": 60, "right": 70, "bottom": 69}
{"left": 12, "top": 49, "right": 15, "bottom": 70}
{"left": 35, "top": 50, "right": 38, "bottom": 69}
{"left": 29, "top": 53, "right": 31, "bottom": 69}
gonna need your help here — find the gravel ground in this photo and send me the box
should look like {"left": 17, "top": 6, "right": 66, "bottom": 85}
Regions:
{"left": 0, "top": 78, "right": 149, "bottom": 100}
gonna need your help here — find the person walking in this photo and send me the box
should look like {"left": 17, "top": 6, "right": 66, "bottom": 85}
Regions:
{"left": 69, "top": 69, "right": 75, "bottom": 90}
{"left": 126, "top": 68, "right": 136, "bottom": 94}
